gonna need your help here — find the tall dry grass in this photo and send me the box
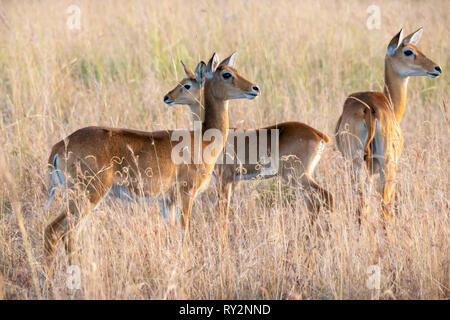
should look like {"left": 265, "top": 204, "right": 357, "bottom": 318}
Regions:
{"left": 0, "top": 0, "right": 448, "bottom": 299}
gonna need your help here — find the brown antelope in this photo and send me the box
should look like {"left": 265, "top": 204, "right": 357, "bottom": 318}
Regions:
{"left": 163, "top": 61, "right": 334, "bottom": 220}
{"left": 44, "top": 52, "right": 260, "bottom": 268}
{"left": 335, "top": 28, "right": 442, "bottom": 222}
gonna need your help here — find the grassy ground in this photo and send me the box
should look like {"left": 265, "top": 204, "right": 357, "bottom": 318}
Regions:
{"left": 0, "top": 0, "right": 448, "bottom": 299}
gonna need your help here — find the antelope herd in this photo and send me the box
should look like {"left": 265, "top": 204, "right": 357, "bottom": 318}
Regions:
{"left": 43, "top": 28, "right": 442, "bottom": 271}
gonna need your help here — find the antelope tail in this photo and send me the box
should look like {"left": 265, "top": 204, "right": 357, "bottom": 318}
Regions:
{"left": 44, "top": 154, "right": 65, "bottom": 211}
{"left": 363, "top": 107, "right": 377, "bottom": 169}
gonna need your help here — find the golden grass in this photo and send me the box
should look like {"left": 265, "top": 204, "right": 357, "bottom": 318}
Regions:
{"left": 0, "top": 0, "right": 448, "bottom": 299}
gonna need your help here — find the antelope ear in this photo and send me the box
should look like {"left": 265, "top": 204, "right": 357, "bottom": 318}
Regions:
{"left": 180, "top": 60, "right": 195, "bottom": 78}
{"left": 194, "top": 61, "right": 206, "bottom": 88}
{"left": 403, "top": 27, "right": 423, "bottom": 46}
{"left": 219, "top": 51, "right": 238, "bottom": 67}
{"left": 387, "top": 28, "right": 403, "bottom": 55}
{"left": 206, "top": 52, "right": 220, "bottom": 79}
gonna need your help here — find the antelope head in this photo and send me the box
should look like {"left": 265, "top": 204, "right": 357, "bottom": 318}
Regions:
{"left": 205, "top": 52, "right": 261, "bottom": 101}
{"left": 386, "top": 27, "right": 442, "bottom": 78}
{"left": 163, "top": 61, "right": 204, "bottom": 106}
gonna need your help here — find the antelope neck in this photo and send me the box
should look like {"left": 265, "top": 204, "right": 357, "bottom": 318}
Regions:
{"left": 188, "top": 89, "right": 204, "bottom": 123}
{"left": 202, "top": 82, "right": 229, "bottom": 144}
{"left": 384, "top": 57, "right": 409, "bottom": 122}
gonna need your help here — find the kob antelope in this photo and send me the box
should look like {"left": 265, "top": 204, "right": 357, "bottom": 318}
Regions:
{"left": 335, "top": 28, "right": 441, "bottom": 222}
{"left": 44, "top": 52, "right": 260, "bottom": 267}
{"left": 163, "top": 61, "right": 334, "bottom": 220}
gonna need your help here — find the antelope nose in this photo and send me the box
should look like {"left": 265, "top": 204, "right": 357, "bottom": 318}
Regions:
{"left": 434, "top": 66, "right": 442, "bottom": 73}
{"left": 252, "top": 86, "right": 260, "bottom": 93}
{"left": 163, "top": 95, "right": 169, "bottom": 103}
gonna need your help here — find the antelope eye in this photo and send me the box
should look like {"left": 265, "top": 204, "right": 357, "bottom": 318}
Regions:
{"left": 183, "top": 84, "right": 191, "bottom": 90}
{"left": 404, "top": 50, "right": 414, "bottom": 56}
{"left": 222, "top": 72, "right": 232, "bottom": 79}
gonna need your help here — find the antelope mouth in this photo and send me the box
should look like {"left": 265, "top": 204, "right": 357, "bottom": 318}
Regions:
{"left": 427, "top": 72, "right": 440, "bottom": 78}
{"left": 164, "top": 100, "right": 175, "bottom": 106}
{"left": 244, "top": 92, "right": 258, "bottom": 99}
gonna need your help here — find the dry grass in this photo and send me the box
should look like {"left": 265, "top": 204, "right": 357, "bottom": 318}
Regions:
{"left": 0, "top": 0, "right": 448, "bottom": 299}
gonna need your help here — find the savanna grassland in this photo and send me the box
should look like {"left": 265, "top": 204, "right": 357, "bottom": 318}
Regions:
{"left": 0, "top": 0, "right": 448, "bottom": 299}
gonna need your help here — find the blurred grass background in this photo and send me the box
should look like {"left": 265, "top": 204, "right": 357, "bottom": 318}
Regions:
{"left": 0, "top": 0, "right": 448, "bottom": 299}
